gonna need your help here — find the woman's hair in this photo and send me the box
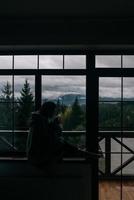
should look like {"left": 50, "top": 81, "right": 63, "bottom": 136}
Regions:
{"left": 40, "top": 101, "right": 57, "bottom": 118}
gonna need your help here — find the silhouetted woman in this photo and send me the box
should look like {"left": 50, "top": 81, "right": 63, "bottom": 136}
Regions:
{"left": 26, "top": 101, "right": 98, "bottom": 168}
{"left": 26, "top": 101, "right": 65, "bottom": 167}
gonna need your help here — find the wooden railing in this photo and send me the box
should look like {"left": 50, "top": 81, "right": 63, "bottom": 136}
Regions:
{"left": 99, "top": 131, "right": 134, "bottom": 178}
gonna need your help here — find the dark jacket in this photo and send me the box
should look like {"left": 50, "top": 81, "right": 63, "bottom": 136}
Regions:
{"left": 26, "top": 111, "right": 64, "bottom": 166}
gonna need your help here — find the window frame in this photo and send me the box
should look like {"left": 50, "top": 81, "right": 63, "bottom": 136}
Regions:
{"left": 0, "top": 50, "right": 88, "bottom": 159}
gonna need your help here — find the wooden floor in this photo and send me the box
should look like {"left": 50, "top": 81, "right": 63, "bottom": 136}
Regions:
{"left": 99, "top": 180, "right": 134, "bottom": 200}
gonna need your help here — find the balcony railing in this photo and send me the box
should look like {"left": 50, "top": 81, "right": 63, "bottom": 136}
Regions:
{"left": 0, "top": 129, "right": 133, "bottom": 178}
{"left": 99, "top": 130, "right": 134, "bottom": 179}
{"left": 0, "top": 130, "right": 86, "bottom": 158}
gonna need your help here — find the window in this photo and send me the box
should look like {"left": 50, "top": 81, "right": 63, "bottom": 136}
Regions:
{"left": 97, "top": 54, "right": 134, "bottom": 200}
{"left": 96, "top": 55, "right": 121, "bottom": 68}
{"left": 39, "top": 55, "right": 63, "bottom": 69}
{"left": 42, "top": 75, "right": 86, "bottom": 148}
{"left": 14, "top": 55, "right": 37, "bottom": 69}
{"left": 0, "top": 54, "right": 87, "bottom": 158}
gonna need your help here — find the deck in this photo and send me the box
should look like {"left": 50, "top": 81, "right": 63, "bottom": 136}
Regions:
{"left": 99, "top": 180, "right": 134, "bottom": 200}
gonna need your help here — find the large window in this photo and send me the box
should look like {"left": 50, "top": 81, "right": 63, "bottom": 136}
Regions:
{"left": 97, "top": 55, "right": 134, "bottom": 200}
{"left": 42, "top": 75, "right": 86, "bottom": 148}
{"left": 0, "top": 54, "right": 86, "bottom": 157}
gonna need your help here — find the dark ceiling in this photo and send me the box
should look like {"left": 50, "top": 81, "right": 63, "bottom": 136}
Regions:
{"left": 0, "top": 0, "right": 134, "bottom": 48}
{"left": 1, "top": 0, "right": 134, "bottom": 19}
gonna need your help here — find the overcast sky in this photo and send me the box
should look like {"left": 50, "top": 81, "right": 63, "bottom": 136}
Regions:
{"left": 97, "top": 56, "right": 134, "bottom": 99}
{"left": 0, "top": 55, "right": 134, "bottom": 99}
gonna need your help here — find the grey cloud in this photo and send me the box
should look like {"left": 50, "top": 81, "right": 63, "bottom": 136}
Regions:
{"left": 96, "top": 56, "right": 121, "bottom": 68}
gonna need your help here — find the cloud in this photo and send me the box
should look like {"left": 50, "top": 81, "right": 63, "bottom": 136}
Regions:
{"left": 0, "top": 75, "right": 86, "bottom": 99}
{"left": 99, "top": 77, "right": 134, "bottom": 98}
{"left": 96, "top": 55, "right": 134, "bottom": 68}
{"left": 14, "top": 56, "right": 37, "bottom": 69}
{"left": 42, "top": 76, "right": 86, "bottom": 99}
{"left": 1, "top": 55, "right": 134, "bottom": 99}
{"left": 96, "top": 56, "right": 121, "bottom": 68}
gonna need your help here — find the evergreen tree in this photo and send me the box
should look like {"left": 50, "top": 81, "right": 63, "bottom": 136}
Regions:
{"left": 16, "top": 79, "right": 34, "bottom": 130}
{"left": 1, "top": 81, "right": 12, "bottom": 102}
{"left": 63, "top": 96, "right": 85, "bottom": 131}
{"left": 0, "top": 81, "right": 13, "bottom": 129}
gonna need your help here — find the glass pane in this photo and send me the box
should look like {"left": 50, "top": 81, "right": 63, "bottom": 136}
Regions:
{"left": 96, "top": 55, "right": 121, "bottom": 68}
{"left": 14, "top": 77, "right": 35, "bottom": 130}
{"left": 14, "top": 76, "right": 35, "bottom": 99}
{"left": 122, "top": 154, "right": 134, "bottom": 175}
{"left": 0, "top": 56, "right": 12, "bottom": 69}
{"left": 39, "top": 55, "right": 63, "bottom": 69}
{"left": 122, "top": 138, "right": 134, "bottom": 153}
{"left": 123, "top": 78, "right": 134, "bottom": 100}
{"left": 98, "top": 152, "right": 105, "bottom": 174}
{"left": 123, "top": 102, "right": 134, "bottom": 130}
{"left": 0, "top": 103, "right": 13, "bottom": 130}
{"left": 111, "top": 153, "right": 121, "bottom": 174}
{"left": 123, "top": 56, "right": 134, "bottom": 68}
{"left": 42, "top": 75, "right": 86, "bottom": 148}
{"left": 14, "top": 55, "right": 37, "bottom": 69}
{"left": 99, "top": 78, "right": 121, "bottom": 101}
{"left": 99, "top": 102, "right": 121, "bottom": 130}
{"left": 64, "top": 55, "right": 86, "bottom": 69}
{"left": 0, "top": 131, "right": 13, "bottom": 153}
{"left": 111, "top": 138, "right": 121, "bottom": 153}
{"left": 14, "top": 130, "right": 28, "bottom": 152}
{"left": 99, "top": 137, "right": 105, "bottom": 153}
{"left": 0, "top": 76, "right": 12, "bottom": 102}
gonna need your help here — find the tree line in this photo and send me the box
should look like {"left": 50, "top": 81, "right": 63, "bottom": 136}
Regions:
{"left": 0, "top": 80, "right": 86, "bottom": 131}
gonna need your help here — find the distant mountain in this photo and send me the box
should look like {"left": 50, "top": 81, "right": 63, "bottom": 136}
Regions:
{"left": 59, "top": 94, "right": 86, "bottom": 106}
{"left": 99, "top": 97, "right": 134, "bottom": 101}
{"left": 43, "top": 94, "right": 86, "bottom": 106}
{"left": 43, "top": 95, "right": 134, "bottom": 106}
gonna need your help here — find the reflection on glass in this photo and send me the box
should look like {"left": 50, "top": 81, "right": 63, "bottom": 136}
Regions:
{"left": 14, "top": 55, "right": 37, "bottom": 69}
{"left": 64, "top": 55, "right": 86, "bottom": 69}
{"left": 99, "top": 102, "right": 121, "bottom": 130}
{"left": 123, "top": 78, "right": 134, "bottom": 100}
{"left": 99, "top": 78, "right": 121, "bottom": 101}
{"left": 39, "top": 55, "right": 63, "bottom": 69}
{"left": 0, "top": 56, "right": 12, "bottom": 69}
{"left": 42, "top": 75, "right": 86, "bottom": 147}
{"left": 0, "top": 76, "right": 12, "bottom": 101}
{"left": 123, "top": 56, "right": 134, "bottom": 68}
{"left": 96, "top": 55, "right": 121, "bottom": 68}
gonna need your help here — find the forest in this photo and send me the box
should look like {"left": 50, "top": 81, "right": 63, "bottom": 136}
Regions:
{"left": 0, "top": 80, "right": 86, "bottom": 152}
{"left": 1, "top": 79, "right": 133, "bottom": 153}
{"left": 99, "top": 101, "right": 134, "bottom": 130}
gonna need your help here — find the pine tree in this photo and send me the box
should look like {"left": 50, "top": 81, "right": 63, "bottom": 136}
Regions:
{"left": 63, "top": 96, "right": 84, "bottom": 131}
{"left": 16, "top": 79, "right": 34, "bottom": 130}
{"left": 1, "top": 81, "right": 12, "bottom": 102}
{"left": 0, "top": 81, "right": 13, "bottom": 129}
